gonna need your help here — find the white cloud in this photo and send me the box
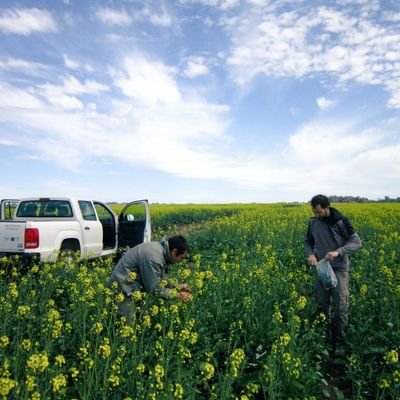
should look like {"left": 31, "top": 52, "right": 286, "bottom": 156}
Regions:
{"left": 63, "top": 55, "right": 80, "bottom": 70}
{"left": 0, "top": 139, "right": 18, "bottom": 146}
{"left": 0, "top": 83, "right": 43, "bottom": 110}
{"left": 147, "top": 7, "right": 173, "bottom": 27}
{"left": 225, "top": 4, "right": 400, "bottom": 108}
{"left": 0, "top": 8, "right": 57, "bottom": 35}
{"left": 95, "top": 5, "right": 174, "bottom": 29}
{"left": 184, "top": 56, "right": 209, "bottom": 78}
{"left": 179, "top": 0, "right": 239, "bottom": 10}
{"left": 36, "top": 76, "right": 109, "bottom": 110}
{"left": 0, "top": 54, "right": 232, "bottom": 177}
{"left": 0, "top": 57, "right": 49, "bottom": 76}
{"left": 246, "top": 0, "right": 268, "bottom": 6}
{"left": 112, "top": 56, "right": 181, "bottom": 105}
{"left": 382, "top": 11, "right": 400, "bottom": 22}
{"left": 95, "top": 8, "right": 132, "bottom": 26}
{"left": 316, "top": 97, "right": 334, "bottom": 109}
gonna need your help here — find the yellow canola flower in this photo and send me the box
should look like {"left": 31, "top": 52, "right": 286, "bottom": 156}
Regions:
{"left": 189, "top": 332, "right": 198, "bottom": 345}
{"left": 360, "top": 284, "right": 368, "bottom": 295}
{"left": 115, "top": 293, "right": 125, "bottom": 303}
{"left": 31, "top": 265, "right": 39, "bottom": 274}
{"left": 0, "top": 336, "right": 9, "bottom": 349}
{"left": 150, "top": 305, "right": 159, "bottom": 316}
{"left": 200, "top": 362, "right": 215, "bottom": 380}
{"left": 180, "top": 268, "right": 191, "bottom": 279}
{"left": 142, "top": 315, "right": 151, "bottom": 329}
{"left": 379, "top": 378, "right": 390, "bottom": 389}
{"left": 167, "top": 331, "right": 174, "bottom": 340}
{"left": 128, "top": 271, "right": 137, "bottom": 281}
{"left": 385, "top": 349, "right": 399, "bottom": 364}
{"left": 69, "top": 367, "right": 79, "bottom": 381}
{"left": 55, "top": 355, "right": 66, "bottom": 367}
{"left": 30, "top": 392, "right": 41, "bottom": 400}
{"left": 25, "top": 375, "right": 36, "bottom": 391}
{"left": 273, "top": 305, "right": 283, "bottom": 323}
{"left": 229, "top": 348, "right": 246, "bottom": 378}
{"left": 244, "top": 296, "right": 252, "bottom": 307}
{"left": 51, "top": 319, "right": 63, "bottom": 339}
{"left": 119, "top": 324, "right": 135, "bottom": 338}
{"left": 160, "top": 279, "right": 168, "bottom": 288}
{"left": 17, "top": 305, "right": 31, "bottom": 318}
{"left": 172, "top": 383, "right": 184, "bottom": 399}
{"left": 132, "top": 291, "right": 144, "bottom": 301}
{"left": 155, "top": 323, "right": 162, "bottom": 332}
{"left": 51, "top": 374, "right": 67, "bottom": 393}
{"left": 179, "top": 329, "right": 191, "bottom": 341}
{"left": 296, "top": 296, "right": 307, "bottom": 310}
{"left": 136, "top": 363, "right": 145, "bottom": 374}
{"left": 27, "top": 353, "right": 49, "bottom": 373}
{"left": 108, "top": 374, "right": 120, "bottom": 387}
{"left": 21, "top": 339, "right": 32, "bottom": 352}
{"left": 279, "top": 333, "right": 291, "bottom": 347}
{"left": 154, "top": 364, "right": 165, "bottom": 379}
{"left": 92, "top": 322, "right": 104, "bottom": 334}
{"left": 98, "top": 338, "right": 112, "bottom": 359}
{"left": 0, "top": 377, "right": 17, "bottom": 397}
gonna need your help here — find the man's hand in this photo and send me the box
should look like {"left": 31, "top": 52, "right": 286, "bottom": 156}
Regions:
{"left": 180, "top": 284, "right": 191, "bottom": 293}
{"left": 178, "top": 291, "right": 192, "bottom": 303}
{"left": 325, "top": 251, "right": 339, "bottom": 261}
{"left": 307, "top": 254, "right": 318, "bottom": 266}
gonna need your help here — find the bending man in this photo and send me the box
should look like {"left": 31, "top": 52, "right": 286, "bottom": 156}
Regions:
{"left": 109, "top": 235, "right": 192, "bottom": 321}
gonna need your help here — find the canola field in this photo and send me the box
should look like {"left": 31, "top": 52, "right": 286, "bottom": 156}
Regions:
{"left": 0, "top": 203, "right": 399, "bottom": 399}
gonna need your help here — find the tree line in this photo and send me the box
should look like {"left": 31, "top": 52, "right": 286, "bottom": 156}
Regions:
{"left": 329, "top": 195, "right": 400, "bottom": 203}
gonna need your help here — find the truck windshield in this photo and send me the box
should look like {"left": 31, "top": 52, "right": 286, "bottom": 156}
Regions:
{"left": 16, "top": 200, "right": 73, "bottom": 218}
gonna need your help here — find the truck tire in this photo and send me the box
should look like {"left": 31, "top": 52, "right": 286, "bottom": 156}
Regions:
{"left": 59, "top": 239, "right": 81, "bottom": 263}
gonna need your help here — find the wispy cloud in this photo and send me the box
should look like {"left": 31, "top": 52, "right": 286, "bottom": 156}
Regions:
{"left": 316, "top": 97, "right": 334, "bottom": 110}
{"left": 183, "top": 56, "right": 210, "bottom": 78}
{"left": 0, "top": 8, "right": 57, "bottom": 35}
{"left": 0, "top": 82, "right": 43, "bottom": 109}
{"left": 145, "top": 6, "right": 173, "bottom": 27}
{"left": 95, "top": 6, "right": 174, "bottom": 28}
{"left": 95, "top": 8, "right": 132, "bottom": 26}
{"left": 36, "top": 75, "right": 109, "bottom": 110}
{"left": 225, "top": 4, "right": 400, "bottom": 108}
{"left": 63, "top": 54, "right": 79, "bottom": 70}
{"left": 0, "top": 54, "right": 231, "bottom": 176}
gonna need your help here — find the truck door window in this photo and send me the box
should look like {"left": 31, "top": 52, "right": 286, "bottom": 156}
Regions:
{"left": 120, "top": 203, "right": 146, "bottom": 221}
{"left": 2, "top": 201, "right": 20, "bottom": 219}
{"left": 79, "top": 201, "right": 97, "bottom": 221}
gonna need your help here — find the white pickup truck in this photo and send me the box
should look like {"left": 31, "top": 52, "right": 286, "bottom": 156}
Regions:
{"left": 0, "top": 197, "right": 151, "bottom": 262}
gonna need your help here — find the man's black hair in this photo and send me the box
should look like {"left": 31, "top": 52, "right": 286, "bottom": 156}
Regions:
{"left": 168, "top": 235, "right": 190, "bottom": 255}
{"left": 311, "top": 194, "right": 330, "bottom": 208}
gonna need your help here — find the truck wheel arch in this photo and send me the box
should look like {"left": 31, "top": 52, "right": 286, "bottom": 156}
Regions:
{"left": 60, "top": 239, "right": 81, "bottom": 260}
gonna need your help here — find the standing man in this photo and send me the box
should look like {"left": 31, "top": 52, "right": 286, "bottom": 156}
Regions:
{"left": 109, "top": 235, "right": 192, "bottom": 321}
{"left": 304, "top": 194, "right": 362, "bottom": 345}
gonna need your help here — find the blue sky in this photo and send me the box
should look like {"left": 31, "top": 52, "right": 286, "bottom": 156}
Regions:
{"left": 0, "top": 0, "right": 399, "bottom": 203}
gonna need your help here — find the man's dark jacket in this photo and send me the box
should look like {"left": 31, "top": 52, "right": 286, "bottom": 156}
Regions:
{"left": 304, "top": 207, "right": 362, "bottom": 271}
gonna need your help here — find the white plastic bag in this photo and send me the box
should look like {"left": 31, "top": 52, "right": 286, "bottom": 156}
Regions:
{"left": 316, "top": 259, "right": 337, "bottom": 290}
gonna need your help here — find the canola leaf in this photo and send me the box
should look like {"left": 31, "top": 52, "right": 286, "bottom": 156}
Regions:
{"left": 332, "top": 386, "right": 345, "bottom": 400}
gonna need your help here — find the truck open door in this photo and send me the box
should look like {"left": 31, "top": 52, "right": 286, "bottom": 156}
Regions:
{"left": 0, "top": 199, "right": 20, "bottom": 220}
{"left": 117, "top": 200, "right": 151, "bottom": 250}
